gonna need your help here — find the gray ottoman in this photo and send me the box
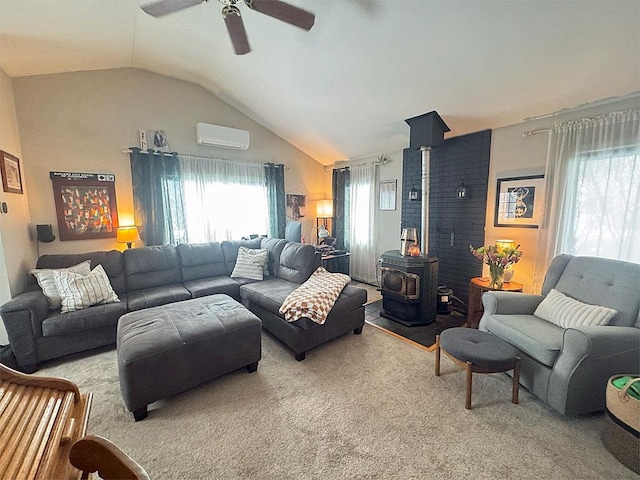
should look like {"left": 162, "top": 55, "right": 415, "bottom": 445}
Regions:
{"left": 117, "top": 294, "right": 261, "bottom": 421}
{"left": 435, "top": 328, "right": 521, "bottom": 409}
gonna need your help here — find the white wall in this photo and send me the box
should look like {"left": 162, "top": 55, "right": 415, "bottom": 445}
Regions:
{"left": 12, "top": 68, "right": 325, "bottom": 255}
{"left": 488, "top": 94, "right": 639, "bottom": 293}
{"left": 0, "top": 68, "right": 36, "bottom": 344}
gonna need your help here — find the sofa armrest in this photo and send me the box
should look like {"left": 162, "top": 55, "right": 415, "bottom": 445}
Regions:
{"left": 481, "top": 291, "right": 545, "bottom": 315}
{"left": 0, "top": 290, "right": 50, "bottom": 369}
{"left": 548, "top": 326, "right": 640, "bottom": 415}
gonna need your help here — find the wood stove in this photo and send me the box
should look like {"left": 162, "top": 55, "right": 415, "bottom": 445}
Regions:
{"left": 379, "top": 250, "right": 438, "bottom": 326}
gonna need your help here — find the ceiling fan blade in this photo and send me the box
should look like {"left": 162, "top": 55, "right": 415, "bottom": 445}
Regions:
{"left": 245, "top": 0, "right": 315, "bottom": 31}
{"left": 141, "top": 0, "right": 205, "bottom": 17}
{"left": 223, "top": 6, "right": 251, "bottom": 55}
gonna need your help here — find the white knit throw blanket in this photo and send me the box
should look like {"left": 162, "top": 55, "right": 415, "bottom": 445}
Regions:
{"left": 279, "top": 267, "right": 351, "bottom": 325}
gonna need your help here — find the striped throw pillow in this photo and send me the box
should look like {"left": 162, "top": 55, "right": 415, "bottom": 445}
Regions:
{"left": 534, "top": 288, "right": 617, "bottom": 328}
{"left": 53, "top": 264, "right": 120, "bottom": 313}
{"left": 32, "top": 260, "right": 91, "bottom": 310}
{"left": 231, "top": 247, "right": 268, "bottom": 281}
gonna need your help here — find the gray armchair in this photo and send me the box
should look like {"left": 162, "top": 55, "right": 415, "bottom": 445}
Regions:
{"left": 479, "top": 254, "right": 640, "bottom": 415}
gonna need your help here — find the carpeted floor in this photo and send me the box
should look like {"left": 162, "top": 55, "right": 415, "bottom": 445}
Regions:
{"left": 365, "top": 300, "right": 467, "bottom": 350}
{"left": 38, "top": 326, "right": 636, "bottom": 479}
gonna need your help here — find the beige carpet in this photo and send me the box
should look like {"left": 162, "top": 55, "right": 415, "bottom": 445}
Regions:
{"left": 40, "top": 327, "right": 635, "bottom": 479}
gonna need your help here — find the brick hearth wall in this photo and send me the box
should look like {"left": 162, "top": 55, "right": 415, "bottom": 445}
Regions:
{"left": 401, "top": 129, "right": 491, "bottom": 308}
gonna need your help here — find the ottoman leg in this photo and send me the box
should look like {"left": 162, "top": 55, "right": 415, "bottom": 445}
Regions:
{"left": 246, "top": 362, "right": 258, "bottom": 373}
{"left": 435, "top": 335, "right": 441, "bottom": 377}
{"left": 354, "top": 326, "right": 363, "bottom": 335}
{"left": 133, "top": 406, "right": 148, "bottom": 422}
{"left": 295, "top": 352, "right": 306, "bottom": 361}
{"left": 465, "top": 361, "right": 473, "bottom": 410}
{"left": 512, "top": 357, "right": 521, "bottom": 404}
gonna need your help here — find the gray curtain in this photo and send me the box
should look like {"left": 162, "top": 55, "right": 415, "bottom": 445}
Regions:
{"left": 265, "top": 163, "right": 286, "bottom": 238}
{"left": 332, "top": 167, "right": 350, "bottom": 251}
{"left": 129, "top": 148, "right": 186, "bottom": 246}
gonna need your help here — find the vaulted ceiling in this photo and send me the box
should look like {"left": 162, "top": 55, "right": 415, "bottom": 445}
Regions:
{"left": 1, "top": 0, "right": 638, "bottom": 165}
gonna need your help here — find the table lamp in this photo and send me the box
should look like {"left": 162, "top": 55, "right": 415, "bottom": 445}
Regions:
{"left": 117, "top": 226, "right": 141, "bottom": 249}
{"left": 495, "top": 239, "right": 516, "bottom": 282}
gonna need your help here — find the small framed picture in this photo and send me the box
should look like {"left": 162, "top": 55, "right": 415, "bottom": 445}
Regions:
{"left": 379, "top": 179, "right": 397, "bottom": 211}
{"left": 286, "top": 194, "right": 306, "bottom": 220}
{"left": 494, "top": 174, "right": 545, "bottom": 228}
{"left": 147, "top": 130, "right": 170, "bottom": 152}
{"left": 0, "top": 151, "right": 23, "bottom": 194}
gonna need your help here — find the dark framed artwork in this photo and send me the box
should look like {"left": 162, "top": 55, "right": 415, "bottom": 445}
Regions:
{"left": 286, "top": 193, "right": 306, "bottom": 220}
{"left": 50, "top": 172, "right": 119, "bottom": 241}
{"left": 0, "top": 150, "right": 23, "bottom": 194}
{"left": 494, "top": 174, "right": 544, "bottom": 228}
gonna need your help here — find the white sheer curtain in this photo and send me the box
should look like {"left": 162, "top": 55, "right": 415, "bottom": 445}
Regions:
{"left": 534, "top": 109, "right": 640, "bottom": 289}
{"left": 348, "top": 163, "right": 378, "bottom": 283}
{"left": 179, "top": 155, "right": 268, "bottom": 243}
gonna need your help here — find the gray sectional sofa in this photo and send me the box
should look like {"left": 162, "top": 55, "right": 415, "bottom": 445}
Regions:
{"left": 0, "top": 238, "right": 366, "bottom": 372}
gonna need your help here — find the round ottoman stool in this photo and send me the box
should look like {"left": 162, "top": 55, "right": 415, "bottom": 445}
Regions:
{"left": 435, "top": 328, "right": 521, "bottom": 409}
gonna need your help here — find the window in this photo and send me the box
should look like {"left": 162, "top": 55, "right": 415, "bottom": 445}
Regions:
{"left": 558, "top": 148, "right": 640, "bottom": 262}
{"left": 180, "top": 156, "right": 268, "bottom": 243}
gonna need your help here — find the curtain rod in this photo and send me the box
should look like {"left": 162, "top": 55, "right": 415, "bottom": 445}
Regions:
{"left": 521, "top": 128, "right": 551, "bottom": 137}
{"left": 333, "top": 154, "right": 391, "bottom": 168}
{"left": 121, "top": 148, "right": 287, "bottom": 168}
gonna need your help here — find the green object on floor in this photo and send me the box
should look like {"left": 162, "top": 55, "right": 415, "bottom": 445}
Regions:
{"left": 612, "top": 376, "right": 640, "bottom": 400}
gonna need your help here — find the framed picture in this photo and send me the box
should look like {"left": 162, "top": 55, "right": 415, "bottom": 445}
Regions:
{"left": 0, "top": 151, "right": 23, "bottom": 194}
{"left": 50, "top": 172, "right": 119, "bottom": 241}
{"left": 379, "top": 179, "right": 397, "bottom": 211}
{"left": 286, "top": 194, "right": 306, "bottom": 220}
{"left": 494, "top": 174, "right": 545, "bottom": 228}
{"left": 147, "top": 130, "right": 170, "bottom": 152}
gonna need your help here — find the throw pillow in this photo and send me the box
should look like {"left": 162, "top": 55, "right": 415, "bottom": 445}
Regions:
{"left": 231, "top": 247, "right": 268, "bottom": 281}
{"left": 53, "top": 264, "right": 120, "bottom": 313}
{"left": 32, "top": 260, "right": 92, "bottom": 310}
{"left": 534, "top": 288, "right": 617, "bottom": 328}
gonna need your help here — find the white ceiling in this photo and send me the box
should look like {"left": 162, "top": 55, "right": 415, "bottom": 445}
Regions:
{"left": 1, "top": 0, "right": 639, "bottom": 165}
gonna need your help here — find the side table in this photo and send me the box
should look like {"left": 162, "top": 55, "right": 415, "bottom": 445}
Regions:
{"left": 322, "top": 252, "right": 351, "bottom": 275}
{"left": 467, "top": 277, "right": 523, "bottom": 329}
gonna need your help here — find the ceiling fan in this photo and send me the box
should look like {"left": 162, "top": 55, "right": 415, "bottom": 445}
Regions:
{"left": 140, "top": 0, "right": 315, "bottom": 55}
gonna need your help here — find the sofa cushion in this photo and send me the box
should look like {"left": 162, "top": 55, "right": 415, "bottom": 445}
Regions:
{"left": 53, "top": 264, "right": 120, "bottom": 313}
{"left": 177, "top": 242, "right": 228, "bottom": 281}
{"left": 184, "top": 276, "right": 242, "bottom": 300}
{"left": 482, "top": 313, "right": 564, "bottom": 367}
{"left": 35, "top": 250, "right": 126, "bottom": 294}
{"left": 127, "top": 285, "right": 191, "bottom": 311}
{"left": 260, "top": 238, "right": 287, "bottom": 277}
{"left": 534, "top": 288, "right": 617, "bottom": 328}
{"left": 124, "top": 245, "right": 182, "bottom": 291}
{"left": 231, "top": 247, "right": 268, "bottom": 280}
{"left": 277, "top": 243, "right": 318, "bottom": 284}
{"left": 32, "top": 260, "right": 91, "bottom": 310}
{"left": 42, "top": 298, "right": 128, "bottom": 336}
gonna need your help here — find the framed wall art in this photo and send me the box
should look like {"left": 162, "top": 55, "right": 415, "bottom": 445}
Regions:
{"left": 50, "top": 172, "right": 119, "bottom": 241}
{"left": 494, "top": 174, "right": 544, "bottom": 228}
{"left": 0, "top": 151, "right": 23, "bottom": 194}
{"left": 286, "top": 193, "right": 306, "bottom": 220}
{"left": 379, "top": 179, "right": 397, "bottom": 211}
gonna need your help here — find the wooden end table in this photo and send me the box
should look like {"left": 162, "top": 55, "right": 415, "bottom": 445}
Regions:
{"left": 467, "top": 277, "right": 523, "bottom": 329}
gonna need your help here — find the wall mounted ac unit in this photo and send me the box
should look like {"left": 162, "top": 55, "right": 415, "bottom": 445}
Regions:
{"left": 196, "top": 122, "right": 250, "bottom": 150}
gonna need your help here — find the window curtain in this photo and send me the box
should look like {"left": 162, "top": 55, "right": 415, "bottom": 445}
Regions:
{"left": 265, "top": 163, "right": 286, "bottom": 238}
{"left": 534, "top": 108, "right": 640, "bottom": 289}
{"left": 332, "top": 168, "right": 350, "bottom": 251}
{"left": 179, "top": 155, "right": 268, "bottom": 242}
{"left": 129, "top": 148, "right": 186, "bottom": 246}
{"left": 348, "top": 163, "right": 379, "bottom": 284}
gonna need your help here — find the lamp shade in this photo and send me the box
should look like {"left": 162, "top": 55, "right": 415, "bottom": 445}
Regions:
{"left": 495, "top": 239, "right": 516, "bottom": 250}
{"left": 117, "top": 226, "right": 140, "bottom": 248}
{"left": 316, "top": 199, "right": 333, "bottom": 218}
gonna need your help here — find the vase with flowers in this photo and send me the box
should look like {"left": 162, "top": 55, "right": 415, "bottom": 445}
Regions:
{"left": 469, "top": 242, "right": 523, "bottom": 289}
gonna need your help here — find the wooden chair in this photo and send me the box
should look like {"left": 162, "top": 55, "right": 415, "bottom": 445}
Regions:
{"left": 69, "top": 435, "right": 150, "bottom": 480}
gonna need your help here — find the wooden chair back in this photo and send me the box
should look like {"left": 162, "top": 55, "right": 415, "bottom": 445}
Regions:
{"left": 69, "top": 435, "right": 150, "bottom": 480}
